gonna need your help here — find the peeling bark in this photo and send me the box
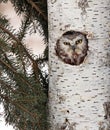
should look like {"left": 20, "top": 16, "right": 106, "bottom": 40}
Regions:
{"left": 48, "top": 0, "right": 110, "bottom": 129}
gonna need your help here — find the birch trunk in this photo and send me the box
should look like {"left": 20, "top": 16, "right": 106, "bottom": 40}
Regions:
{"left": 48, "top": 0, "right": 110, "bottom": 129}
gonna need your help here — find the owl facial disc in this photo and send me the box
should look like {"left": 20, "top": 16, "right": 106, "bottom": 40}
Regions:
{"left": 55, "top": 30, "right": 88, "bottom": 65}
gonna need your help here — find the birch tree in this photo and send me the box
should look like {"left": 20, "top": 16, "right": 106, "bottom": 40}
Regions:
{"left": 48, "top": 0, "right": 110, "bottom": 129}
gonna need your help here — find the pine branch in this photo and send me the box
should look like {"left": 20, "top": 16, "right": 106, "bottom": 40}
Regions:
{"left": 0, "top": 58, "right": 35, "bottom": 91}
{"left": 0, "top": 93, "right": 38, "bottom": 119}
{"left": 0, "top": 24, "right": 34, "bottom": 62}
{"left": 16, "top": 16, "right": 31, "bottom": 75}
{"left": 0, "top": 23, "right": 40, "bottom": 80}
{"left": 17, "top": 15, "right": 30, "bottom": 41}
{"left": 26, "top": 0, "right": 47, "bottom": 21}
{"left": 13, "top": 98, "right": 37, "bottom": 102}
{"left": 0, "top": 10, "right": 48, "bottom": 130}
{"left": 0, "top": 79, "right": 28, "bottom": 96}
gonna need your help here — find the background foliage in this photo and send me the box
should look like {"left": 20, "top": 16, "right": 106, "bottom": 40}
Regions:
{"left": 0, "top": 0, "right": 48, "bottom": 129}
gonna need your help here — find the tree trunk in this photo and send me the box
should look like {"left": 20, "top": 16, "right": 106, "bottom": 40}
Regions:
{"left": 48, "top": 0, "right": 110, "bottom": 129}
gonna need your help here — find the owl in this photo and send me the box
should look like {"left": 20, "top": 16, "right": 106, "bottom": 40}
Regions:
{"left": 55, "top": 31, "right": 88, "bottom": 65}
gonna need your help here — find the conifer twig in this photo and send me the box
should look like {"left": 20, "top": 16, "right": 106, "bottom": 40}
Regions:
{"left": 26, "top": 0, "right": 47, "bottom": 21}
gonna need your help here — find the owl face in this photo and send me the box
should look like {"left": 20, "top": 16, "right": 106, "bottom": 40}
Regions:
{"left": 55, "top": 31, "right": 88, "bottom": 65}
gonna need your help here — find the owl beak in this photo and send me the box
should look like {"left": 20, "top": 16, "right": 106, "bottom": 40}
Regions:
{"left": 72, "top": 46, "right": 75, "bottom": 50}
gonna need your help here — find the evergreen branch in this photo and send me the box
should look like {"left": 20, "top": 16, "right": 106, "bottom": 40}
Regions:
{"left": 17, "top": 16, "right": 30, "bottom": 41}
{"left": 0, "top": 8, "right": 48, "bottom": 130}
{"left": 0, "top": 57, "right": 16, "bottom": 74}
{"left": 26, "top": 0, "right": 47, "bottom": 21}
{"left": 17, "top": 47, "right": 27, "bottom": 76}
{"left": 0, "top": 23, "right": 40, "bottom": 80}
{"left": 0, "top": 93, "right": 38, "bottom": 119}
{"left": 16, "top": 16, "right": 31, "bottom": 75}
{"left": 0, "top": 24, "right": 34, "bottom": 62}
{"left": 0, "top": 79, "right": 28, "bottom": 96}
{"left": 0, "top": 58, "right": 35, "bottom": 91}
{"left": 32, "top": 60, "right": 39, "bottom": 82}
{"left": 13, "top": 98, "right": 37, "bottom": 102}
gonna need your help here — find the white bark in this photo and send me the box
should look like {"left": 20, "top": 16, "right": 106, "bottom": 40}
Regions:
{"left": 48, "top": 0, "right": 110, "bottom": 129}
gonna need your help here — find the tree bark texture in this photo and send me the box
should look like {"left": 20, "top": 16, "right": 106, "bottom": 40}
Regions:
{"left": 48, "top": 0, "right": 110, "bottom": 129}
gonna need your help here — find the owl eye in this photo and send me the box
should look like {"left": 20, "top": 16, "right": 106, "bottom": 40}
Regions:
{"left": 76, "top": 39, "right": 82, "bottom": 44}
{"left": 63, "top": 42, "right": 70, "bottom": 45}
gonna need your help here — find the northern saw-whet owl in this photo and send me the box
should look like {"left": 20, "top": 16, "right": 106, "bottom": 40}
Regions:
{"left": 55, "top": 31, "right": 88, "bottom": 65}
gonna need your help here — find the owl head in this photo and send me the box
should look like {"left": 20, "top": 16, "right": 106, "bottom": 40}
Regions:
{"left": 55, "top": 31, "right": 88, "bottom": 65}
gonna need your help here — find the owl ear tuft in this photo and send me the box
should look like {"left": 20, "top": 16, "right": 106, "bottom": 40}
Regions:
{"left": 70, "top": 30, "right": 94, "bottom": 39}
{"left": 83, "top": 31, "right": 94, "bottom": 39}
{"left": 86, "top": 32, "right": 94, "bottom": 39}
